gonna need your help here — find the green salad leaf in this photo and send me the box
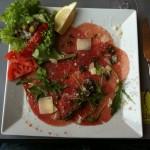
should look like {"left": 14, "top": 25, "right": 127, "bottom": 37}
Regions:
{"left": 36, "top": 67, "right": 47, "bottom": 80}
{"left": 111, "top": 82, "right": 123, "bottom": 115}
{"left": 29, "top": 85, "right": 47, "bottom": 100}
{"left": 0, "top": 0, "right": 40, "bottom": 51}
{"left": 26, "top": 67, "right": 64, "bottom": 101}
{"left": 77, "top": 79, "right": 104, "bottom": 106}
{"left": 32, "top": 11, "right": 59, "bottom": 64}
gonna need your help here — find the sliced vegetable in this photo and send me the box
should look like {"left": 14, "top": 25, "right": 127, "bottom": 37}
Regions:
{"left": 8, "top": 59, "right": 37, "bottom": 80}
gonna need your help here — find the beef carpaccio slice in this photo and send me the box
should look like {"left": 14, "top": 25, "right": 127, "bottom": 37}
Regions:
{"left": 26, "top": 23, "right": 129, "bottom": 126}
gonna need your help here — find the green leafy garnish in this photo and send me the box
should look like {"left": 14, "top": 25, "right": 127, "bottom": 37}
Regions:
{"left": 32, "top": 11, "right": 58, "bottom": 64}
{"left": 77, "top": 79, "right": 104, "bottom": 106}
{"left": 111, "top": 82, "right": 123, "bottom": 115}
{"left": 46, "top": 80, "right": 64, "bottom": 93}
{"left": 29, "top": 85, "right": 47, "bottom": 100}
{"left": 95, "top": 62, "right": 104, "bottom": 75}
{"left": 95, "top": 62, "right": 112, "bottom": 80}
{"left": 36, "top": 67, "right": 47, "bottom": 80}
{"left": 122, "top": 89, "right": 135, "bottom": 104}
{"left": 0, "top": 0, "right": 40, "bottom": 51}
{"left": 16, "top": 78, "right": 32, "bottom": 85}
{"left": 27, "top": 67, "right": 64, "bottom": 101}
{"left": 86, "top": 116, "right": 98, "bottom": 122}
{"left": 36, "top": 67, "right": 64, "bottom": 93}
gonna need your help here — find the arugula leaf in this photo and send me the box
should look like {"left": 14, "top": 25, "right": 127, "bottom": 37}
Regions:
{"left": 29, "top": 85, "right": 47, "bottom": 100}
{"left": 86, "top": 116, "right": 98, "bottom": 122}
{"left": 122, "top": 89, "right": 135, "bottom": 104}
{"left": 29, "top": 80, "right": 64, "bottom": 101}
{"left": 77, "top": 79, "right": 104, "bottom": 106}
{"left": 16, "top": 78, "right": 32, "bottom": 85}
{"left": 27, "top": 67, "right": 64, "bottom": 100}
{"left": 32, "top": 11, "right": 58, "bottom": 64}
{"left": 36, "top": 67, "right": 47, "bottom": 80}
{"left": 46, "top": 80, "right": 64, "bottom": 93}
{"left": 95, "top": 62, "right": 104, "bottom": 75}
{"left": 111, "top": 82, "right": 123, "bottom": 115}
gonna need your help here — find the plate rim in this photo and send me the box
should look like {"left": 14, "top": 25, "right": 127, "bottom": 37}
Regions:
{"left": 1, "top": 7, "right": 143, "bottom": 138}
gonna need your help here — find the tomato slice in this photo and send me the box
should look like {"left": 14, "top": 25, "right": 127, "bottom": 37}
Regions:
{"left": 22, "top": 23, "right": 49, "bottom": 57}
{"left": 6, "top": 23, "right": 49, "bottom": 80}
{"left": 8, "top": 59, "right": 37, "bottom": 80}
{"left": 6, "top": 23, "right": 49, "bottom": 62}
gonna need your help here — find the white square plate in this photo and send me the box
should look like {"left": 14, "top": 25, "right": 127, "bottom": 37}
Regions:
{"left": 1, "top": 7, "right": 143, "bottom": 138}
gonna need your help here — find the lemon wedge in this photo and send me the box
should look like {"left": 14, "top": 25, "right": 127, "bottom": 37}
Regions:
{"left": 54, "top": 2, "right": 77, "bottom": 35}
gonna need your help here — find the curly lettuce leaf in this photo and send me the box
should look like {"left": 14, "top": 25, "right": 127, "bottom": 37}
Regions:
{"left": 0, "top": 0, "right": 40, "bottom": 51}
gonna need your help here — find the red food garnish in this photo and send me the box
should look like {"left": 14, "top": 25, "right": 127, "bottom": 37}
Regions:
{"left": 6, "top": 23, "right": 48, "bottom": 80}
{"left": 8, "top": 59, "right": 37, "bottom": 80}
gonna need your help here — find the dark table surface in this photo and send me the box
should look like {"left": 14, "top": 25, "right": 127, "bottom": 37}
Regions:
{"left": 0, "top": 0, "right": 150, "bottom": 139}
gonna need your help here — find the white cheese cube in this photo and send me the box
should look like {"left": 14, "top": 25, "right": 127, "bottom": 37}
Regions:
{"left": 38, "top": 96, "right": 57, "bottom": 114}
{"left": 49, "top": 58, "right": 58, "bottom": 64}
{"left": 77, "top": 38, "right": 91, "bottom": 51}
{"left": 89, "top": 62, "right": 96, "bottom": 75}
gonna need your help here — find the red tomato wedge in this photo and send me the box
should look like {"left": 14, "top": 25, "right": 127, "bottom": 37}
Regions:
{"left": 26, "top": 23, "right": 48, "bottom": 53}
{"left": 8, "top": 59, "right": 37, "bottom": 80}
{"left": 6, "top": 23, "right": 48, "bottom": 80}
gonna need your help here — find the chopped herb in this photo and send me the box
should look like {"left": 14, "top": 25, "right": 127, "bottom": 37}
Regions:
{"left": 77, "top": 79, "right": 104, "bottom": 106}
{"left": 36, "top": 67, "right": 47, "bottom": 80}
{"left": 28, "top": 79, "right": 64, "bottom": 101}
{"left": 27, "top": 66, "right": 64, "bottom": 101}
{"left": 46, "top": 80, "right": 64, "bottom": 93}
{"left": 95, "top": 62, "right": 104, "bottom": 75}
{"left": 79, "top": 66, "right": 87, "bottom": 72}
{"left": 95, "top": 62, "right": 112, "bottom": 80}
{"left": 86, "top": 116, "right": 98, "bottom": 122}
